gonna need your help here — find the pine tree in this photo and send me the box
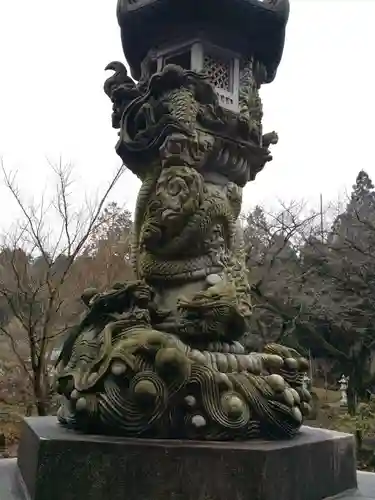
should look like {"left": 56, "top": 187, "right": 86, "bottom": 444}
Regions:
{"left": 350, "top": 170, "right": 375, "bottom": 209}
{"left": 330, "top": 170, "right": 375, "bottom": 247}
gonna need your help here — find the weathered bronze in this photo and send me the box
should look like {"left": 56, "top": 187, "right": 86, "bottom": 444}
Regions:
{"left": 56, "top": 0, "right": 312, "bottom": 440}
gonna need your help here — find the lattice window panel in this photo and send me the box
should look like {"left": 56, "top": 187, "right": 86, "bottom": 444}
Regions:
{"left": 203, "top": 53, "right": 231, "bottom": 91}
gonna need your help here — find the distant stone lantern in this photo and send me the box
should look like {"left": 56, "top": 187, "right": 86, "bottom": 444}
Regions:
{"left": 339, "top": 374, "right": 349, "bottom": 406}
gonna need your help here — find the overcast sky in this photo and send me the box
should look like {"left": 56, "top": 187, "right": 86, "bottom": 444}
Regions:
{"left": 0, "top": 0, "right": 373, "bottom": 227}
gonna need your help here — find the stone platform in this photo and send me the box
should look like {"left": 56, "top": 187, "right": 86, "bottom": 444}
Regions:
{"left": 0, "top": 417, "right": 363, "bottom": 500}
{"left": 2, "top": 463, "right": 374, "bottom": 500}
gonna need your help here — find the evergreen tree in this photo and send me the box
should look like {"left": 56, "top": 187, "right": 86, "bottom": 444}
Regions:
{"left": 330, "top": 170, "right": 375, "bottom": 249}
{"left": 350, "top": 170, "right": 375, "bottom": 209}
{"left": 300, "top": 171, "right": 375, "bottom": 411}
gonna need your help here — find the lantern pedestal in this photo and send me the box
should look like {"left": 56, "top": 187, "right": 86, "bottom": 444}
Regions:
{"left": 0, "top": 417, "right": 360, "bottom": 500}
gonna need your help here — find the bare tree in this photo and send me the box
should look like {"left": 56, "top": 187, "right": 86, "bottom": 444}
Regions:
{"left": 79, "top": 201, "right": 134, "bottom": 288}
{"left": 243, "top": 201, "right": 321, "bottom": 346}
{"left": 0, "top": 159, "right": 125, "bottom": 415}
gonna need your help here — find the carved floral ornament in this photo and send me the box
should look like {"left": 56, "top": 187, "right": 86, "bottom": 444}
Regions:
{"left": 55, "top": 0, "right": 311, "bottom": 441}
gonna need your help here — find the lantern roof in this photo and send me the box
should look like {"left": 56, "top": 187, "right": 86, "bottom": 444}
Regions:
{"left": 117, "top": 0, "right": 290, "bottom": 82}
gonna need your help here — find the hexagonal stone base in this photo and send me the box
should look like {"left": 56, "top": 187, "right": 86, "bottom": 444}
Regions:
{"left": 2, "top": 417, "right": 358, "bottom": 500}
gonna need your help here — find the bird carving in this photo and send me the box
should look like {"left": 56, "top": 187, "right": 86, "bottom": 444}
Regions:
{"left": 104, "top": 61, "right": 138, "bottom": 99}
{"left": 104, "top": 61, "right": 140, "bottom": 128}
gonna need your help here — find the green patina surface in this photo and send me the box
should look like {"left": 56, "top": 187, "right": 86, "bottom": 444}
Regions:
{"left": 54, "top": 0, "right": 312, "bottom": 441}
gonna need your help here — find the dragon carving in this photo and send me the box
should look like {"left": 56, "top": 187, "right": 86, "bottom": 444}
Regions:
{"left": 55, "top": 54, "right": 311, "bottom": 440}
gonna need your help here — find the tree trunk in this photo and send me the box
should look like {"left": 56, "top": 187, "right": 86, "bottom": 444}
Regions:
{"left": 35, "top": 399, "right": 48, "bottom": 416}
{"left": 355, "top": 429, "right": 363, "bottom": 451}
{"left": 347, "top": 368, "right": 359, "bottom": 415}
{"left": 25, "top": 404, "right": 33, "bottom": 417}
{"left": 347, "top": 358, "right": 367, "bottom": 415}
{"left": 347, "top": 384, "right": 357, "bottom": 415}
{"left": 33, "top": 369, "right": 49, "bottom": 416}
